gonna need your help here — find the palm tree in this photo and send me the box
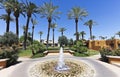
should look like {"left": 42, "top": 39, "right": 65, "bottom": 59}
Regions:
{"left": 99, "top": 36, "right": 107, "bottom": 40}
{"left": 31, "top": 18, "right": 37, "bottom": 44}
{"left": 39, "top": 1, "right": 61, "bottom": 49}
{"left": 38, "top": 31, "right": 43, "bottom": 43}
{"left": 116, "top": 31, "right": 120, "bottom": 38}
{"left": 50, "top": 23, "right": 57, "bottom": 47}
{"left": 92, "top": 35, "right": 96, "bottom": 40}
{"left": 0, "top": 14, "right": 14, "bottom": 32}
{"left": 79, "top": 31, "right": 86, "bottom": 40}
{"left": 0, "top": 0, "right": 13, "bottom": 32}
{"left": 8, "top": 0, "right": 25, "bottom": 39}
{"left": 84, "top": 19, "right": 97, "bottom": 40}
{"left": 23, "top": 0, "right": 38, "bottom": 50}
{"left": 58, "top": 27, "right": 66, "bottom": 36}
{"left": 68, "top": 6, "right": 88, "bottom": 41}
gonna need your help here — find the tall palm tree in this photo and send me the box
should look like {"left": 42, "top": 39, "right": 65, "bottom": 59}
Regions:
{"left": 68, "top": 7, "right": 88, "bottom": 41}
{"left": 79, "top": 31, "right": 86, "bottom": 40}
{"left": 23, "top": 0, "right": 38, "bottom": 50}
{"left": 58, "top": 27, "right": 66, "bottom": 36}
{"left": 8, "top": 0, "right": 25, "bottom": 39}
{"left": 0, "top": 0, "right": 13, "bottom": 32}
{"left": 116, "top": 31, "right": 120, "bottom": 38}
{"left": 50, "top": 23, "right": 57, "bottom": 47}
{"left": 84, "top": 19, "right": 96, "bottom": 40}
{"left": 0, "top": 14, "right": 14, "bottom": 32}
{"left": 39, "top": 1, "right": 61, "bottom": 49}
{"left": 31, "top": 18, "right": 37, "bottom": 44}
{"left": 38, "top": 31, "right": 43, "bottom": 43}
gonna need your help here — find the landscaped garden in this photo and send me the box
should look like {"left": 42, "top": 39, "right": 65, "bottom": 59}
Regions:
{"left": 0, "top": 0, "right": 120, "bottom": 77}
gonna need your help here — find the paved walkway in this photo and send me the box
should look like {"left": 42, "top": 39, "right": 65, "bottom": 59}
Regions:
{"left": 0, "top": 53, "right": 120, "bottom": 77}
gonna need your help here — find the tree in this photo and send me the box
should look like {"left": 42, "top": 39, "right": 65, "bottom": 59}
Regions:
{"left": 39, "top": 1, "right": 61, "bottom": 49}
{"left": 79, "top": 31, "right": 86, "bottom": 40}
{"left": 84, "top": 19, "right": 97, "bottom": 40}
{"left": 0, "top": 14, "right": 14, "bottom": 32}
{"left": 92, "top": 35, "right": 96, "bottom": 40}
{"left": 50, "top": 23, "right": 57, "bottom": 47}
{"left": 68, "top": 7, "right": 88, "bottom": 41}
{"left": 8, "top": 0, "right": 25, "bottom": 39}
{"left": 58, "top": 35, "right": 68, "bottom": 47}
{"left": 31, "top": 18, "right": 37, "bottom": 44}
{"left": 0, "top": 0, "right": 13, "bottom": 32}
{"left": 0, "top": 32, "right": 18, "bottom": 46}
{"left": 58, "top": 27, "right": 66, "bottom": 36}
{"left": 99, "top": 36, "right": 107, "bottom": 40}
{"left": 23, "top": 0, "right": 38, "bottom": 50}
{"left": 38, "top": 31, "right": 43, "bottom": 43}
{"left": 116, "top": 31, "right": 120, "bottom": 38}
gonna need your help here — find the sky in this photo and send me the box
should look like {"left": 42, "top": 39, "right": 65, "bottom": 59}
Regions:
{"left": 0, "top": 0, "right": 120, "bottom": 41}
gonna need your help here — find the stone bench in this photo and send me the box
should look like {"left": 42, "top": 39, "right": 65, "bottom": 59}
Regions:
{"left": 107, "top": 56, "right": 120, "bottom": 63}
{"left": 0, "top": 59, "right": 8, "bottom": 69}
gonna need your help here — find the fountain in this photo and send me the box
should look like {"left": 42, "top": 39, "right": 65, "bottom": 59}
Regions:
{"left": 28, "top": 47, "right": 95, "bottom": 77}
{"left": 55, "top": 47, "right": 70, "bottom": 71}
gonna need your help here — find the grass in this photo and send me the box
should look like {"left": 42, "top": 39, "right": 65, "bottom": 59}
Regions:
{"left": 74, "top": 49, "right": 99, "bottom": 57}
{"left": 18, "top": 49, "right": 45, "bottom": 58}
{"left": 18, "top": 49, "right": 32, "bottom": 57}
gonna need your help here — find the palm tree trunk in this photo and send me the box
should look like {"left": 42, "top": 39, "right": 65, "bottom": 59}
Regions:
{"left": 15, "top": 17, "right": 19, "bottom": 44}
{"left": 32, "top": 26, "right": 34, "bottom": 44}
{"left": 62, "top": 31, "right": 63, "bottom": 36}
{"left": 46, "top": 18, "right": 51, "bottom": 49}
{"left": 24, "top": 16, "right": 30, "bottom": 50}
{"left": 6, "top": 13, "right": 11, "bottom": 32}
{"left": 40, "top": 35, "right": 41, "bottom": 43}
{"left": 82, "top": 34, "right": 84, "bottom": 40}
{"left": 75, "top": 18, "right": 79, "bottom": 41}
{"left": 89, "top": 26, "right": 92, "bottom": 40}
{"left": 53, "top": 28, "right": 54, "bottom": 47}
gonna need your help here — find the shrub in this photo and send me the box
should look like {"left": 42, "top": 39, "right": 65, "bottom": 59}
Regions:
{"left": 113, "top": 49, "right": 120, "bottom": 56}
{"left": 99, "top": 48, "right": 113, "bottom": 62}
{"left": 0, "top": 51, "right": 18, "bottom": 67}
{"left": 72, "top": 40, "right": 88, "bottom": 53}
{"left": 0, "top": 32, "right": 18, "bottom": 46}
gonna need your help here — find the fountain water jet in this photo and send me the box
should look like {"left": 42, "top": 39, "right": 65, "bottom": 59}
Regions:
{"left": 55, "top": 47, "right": 70, "bottom": 71}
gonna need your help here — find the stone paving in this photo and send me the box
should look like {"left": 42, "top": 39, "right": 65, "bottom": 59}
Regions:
{"left": 0, "top": 53, "right": 120, "bottom": 77}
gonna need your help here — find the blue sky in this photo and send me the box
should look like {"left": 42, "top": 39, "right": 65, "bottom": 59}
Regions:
{"left": 0, "top": 0, "right": 120, "bottom": 41}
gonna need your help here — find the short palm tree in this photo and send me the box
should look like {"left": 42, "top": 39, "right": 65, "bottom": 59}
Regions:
{"left": 50, "top": 23, "right": 57, "bottom": 47}
{"left": 116, "top": 31, "right": 120, "bottom": 38}
{"left": 84, "top": 19, "right": 97, "bottom": 40}
{"left": 58, "top": 27, "right": 66, "bottom": 36}
{"left": 31, "top": 18, "right": 37, "bottom": 44}
{"left": 39, "top": 1, "right": 61, "bottom": 49}
{"left": 79, "top": 31, "right": 86, "bottom": 40}
{"left": 92, "top": 35, "right": 96, "bottom": 40}
{"left": 68, "top": 6, "right": 88, "bottom": 41}
{"left": 23, "top": 0, "right": 38, "bottom": 49}
{"left": 99, "top": 36, "right": 107, "bottom": 40}
{"left": 38, "top": 31, "right": 43, "bottom": 43}
{"left": 0, "top": 14, "right": 14, "bottom": 32}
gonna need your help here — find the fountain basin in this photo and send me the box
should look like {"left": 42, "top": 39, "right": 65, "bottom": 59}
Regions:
{"left": 28, "top": 59, "right": 95, "bottom": 77}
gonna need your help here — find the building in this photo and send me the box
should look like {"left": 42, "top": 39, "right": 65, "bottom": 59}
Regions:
{"left": 42, "top": 40, "right": 59, "bottom": 47}
{"left": 87, "top": 39, "right": 120, "bottom": 50}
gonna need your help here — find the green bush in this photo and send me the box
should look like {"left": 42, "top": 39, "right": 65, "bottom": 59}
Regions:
{"left": 99, "top": 48, "right": 113, "bottom": 62}
{"left": 72, "top": 40, "right": 88, "bottom": 53}
{"left": 113, "top": 49, "right": 120, "bottom": 56}
{"left": 0, "top": 51, "right": 18, "bottom": 67}
{"left": 0, "top": 32, "right": 18, "bottom": 46}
